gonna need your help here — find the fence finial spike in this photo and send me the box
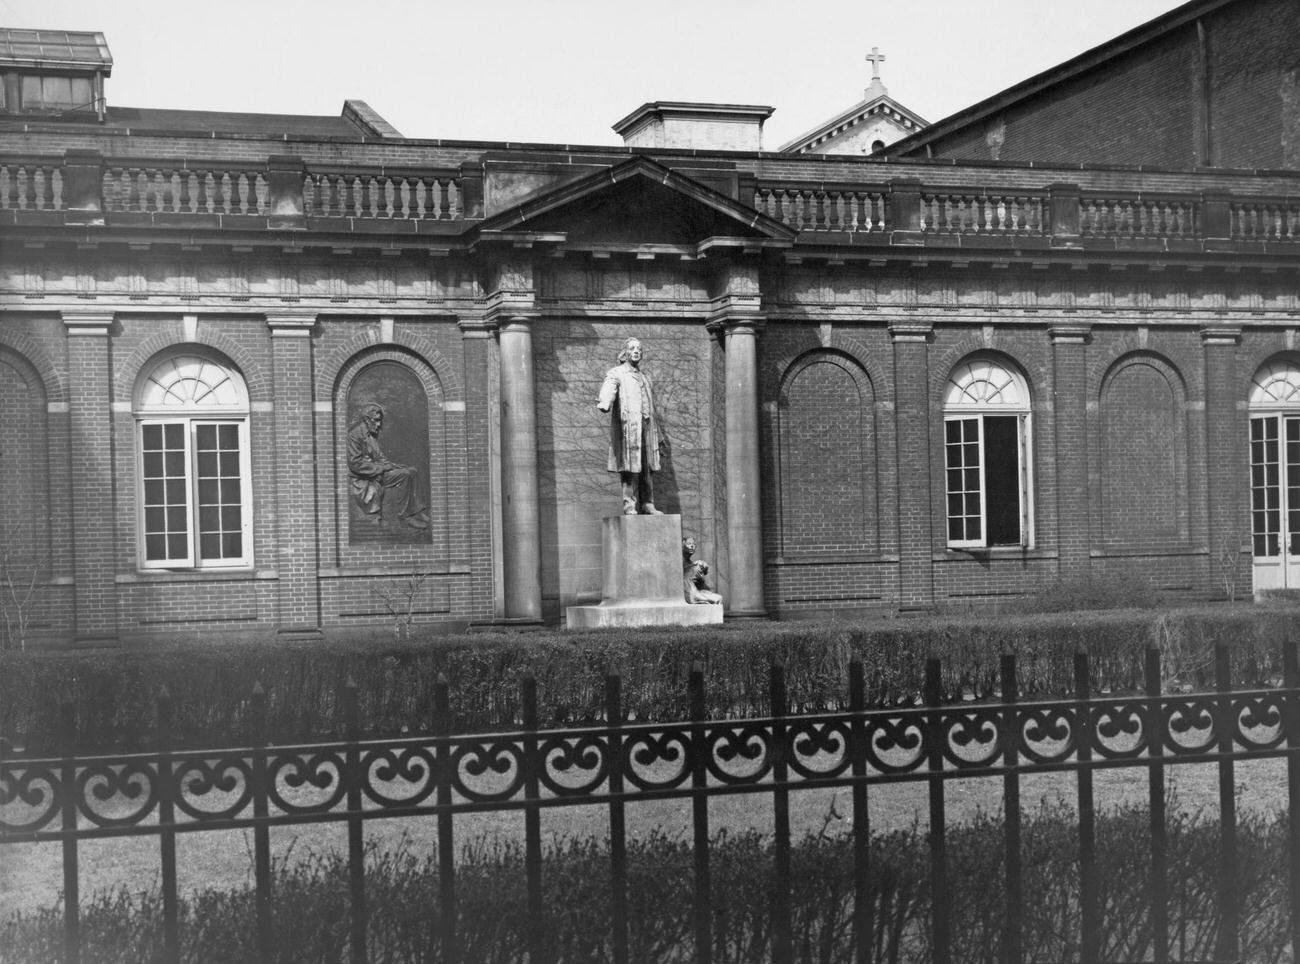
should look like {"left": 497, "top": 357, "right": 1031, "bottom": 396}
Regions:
{"left": 251, "top": 680, "right": 265, "bottom": 697}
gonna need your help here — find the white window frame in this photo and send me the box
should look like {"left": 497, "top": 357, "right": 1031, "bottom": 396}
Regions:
{"left": 134, "top": 353, "right": 253, "bottom": 571}
{"left": 943, "top": 358, "right": 1034, "bottom": 550}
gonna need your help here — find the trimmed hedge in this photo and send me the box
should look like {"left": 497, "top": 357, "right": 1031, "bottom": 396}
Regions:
{"left": 3, "top": 604, "right": 1298, "bottom": 753}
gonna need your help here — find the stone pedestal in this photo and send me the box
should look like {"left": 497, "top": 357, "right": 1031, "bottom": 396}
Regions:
{"left": 566, "top": 515, "right": 724, "bottom": 629}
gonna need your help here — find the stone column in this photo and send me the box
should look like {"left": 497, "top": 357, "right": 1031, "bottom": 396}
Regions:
{"left": 720, "top": 317, "right": 766, "bottom": 617}
{"left": 267, "top": 313, "right": 322, "bottom": 638}
{"left": 497, "top": 314, "right": 542, "bottom": 621}
{"left": 890, "top": 321, "right": 935, "bottom": 610}
{"left": 1050, "top": 326, "right": 1091, "bottom": 580}
{"left": 63, "top": 310, "right": 118, "bottom": 643}
{"left": 1203, "top": 326, "right": 1245, "bottom": 591}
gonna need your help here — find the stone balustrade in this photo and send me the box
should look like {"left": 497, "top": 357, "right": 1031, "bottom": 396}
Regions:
{"left": 1232, "top": 199, "right": 1300, "bottom": 242}
{"left": 3, "top": 150, "right": 1299, "bottom": 251}
{"left": 303, "top": 170, "right": 462, "bottom": 220}
{"left": 1078, "top": 194, "right": 1198, "bottom": 239}
{"left": 1, "top": 156, "right": 63, "bottom": 210}
{"left": 0, "top": 151, "right": 474, "bottom": 224}
{"left": 102, "top": 164, "right": 267, "bottom": 215}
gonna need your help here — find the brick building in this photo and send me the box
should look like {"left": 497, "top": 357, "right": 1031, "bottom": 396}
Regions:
{"left": 1, "top": 0, "right": 1298, "bottom": 645}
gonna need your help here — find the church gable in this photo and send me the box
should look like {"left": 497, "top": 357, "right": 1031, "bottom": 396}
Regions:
{"left": 474, "top": 157, "right": 795, "bottom": 251}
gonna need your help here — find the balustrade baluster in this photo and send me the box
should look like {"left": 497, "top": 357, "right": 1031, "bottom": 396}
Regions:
{"left": 250, "top": 683, "right": 273, "bottom": 964}
{"left": 59, "top": 701, "right": 81, "bottom": 964}
{"left": 1075, "top": 654, "right": 1099, "bottom": 964}
{"left": 450, "top": 179, "right": 462, "bottom": 219}
{"left": 606, "top": 675, "right": 630, "bottom": 964}
{"left": 773, "top": 190, "right": 786, "bottom": 226}
{"left": 32, "top": 166, "right": 47, "bottom": 210}
{"left": 412, "top": 178, "right": 426, "bottom": 219}
{"left": 521, "top": 677, "right": 547, "bottom": 964}
{"left": 178, "top": 171, "right": 193, "bottom": 215}
{"left": 1215, "top": 646, "right": 1240, "bottom": 963}
{"left": 848, "top": 657, "right": 871, "bottom": 964}
{"left": 1001, "top": 655, "right": 1023, "bottom": 964}
{"left": 156, "top": 691, "right": 180, "bottom": 964}
{"left": 215, "top": 173, "right": 229, "bottom": 215}
{"left": 1145, "top": 648, "right": 1169, "bottom": 963}
{"left": 0, "top": 163, "right": 10, "bottom": 209}
{"left": 344, "top": 679, "right": 367, "bottom": 964}
{"left": 925, "top": 659, "right": 950, "bottom": 964}
{"left": 770, "top": 661, "right": 793, "bottom": 964}
{"left": 48, "top": 166, "right": 62, "bottom": 209}
{"left": 690, "top": 663, "right": 713, "bottom": 964}
{"left": 434, "top": 675, "right": 458, "bottom": 964}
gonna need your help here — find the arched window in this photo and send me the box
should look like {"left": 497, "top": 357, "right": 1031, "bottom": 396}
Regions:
{"left": 135, "top": 351, "right": 252, "bottom": 569}
{"left": 943, "top": 356, "right": 1033, "bottom": 548}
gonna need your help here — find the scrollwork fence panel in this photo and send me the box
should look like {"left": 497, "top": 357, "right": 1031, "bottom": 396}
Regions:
{"left": 4, "top": 643, "right": 1300, "bottom": 964}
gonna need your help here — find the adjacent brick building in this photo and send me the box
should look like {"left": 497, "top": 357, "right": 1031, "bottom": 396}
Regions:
{"left": 1, "top": 0, "right": 1298, "bottom": 645}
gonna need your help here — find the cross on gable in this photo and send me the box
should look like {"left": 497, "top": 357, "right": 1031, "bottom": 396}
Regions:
{"left": 865, "top": 46, "right": 886, "bottom": 80}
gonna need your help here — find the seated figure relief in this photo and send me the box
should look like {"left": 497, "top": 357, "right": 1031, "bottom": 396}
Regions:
{"left": 682, "top": 536, "right": 722, "bottom": 605}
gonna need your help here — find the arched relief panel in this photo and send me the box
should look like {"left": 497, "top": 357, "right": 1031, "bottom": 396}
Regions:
{"left": 775, "top": 350, "right": 878, "bottom": 556}
{"left": 334, "top": 348, "right": 448, "bottom": 562}
{"left": 1098, "top": 352, "right": 1189, "bottom": 545}
{"left": 0, "top": 348, "right": 51, "bottom": 568}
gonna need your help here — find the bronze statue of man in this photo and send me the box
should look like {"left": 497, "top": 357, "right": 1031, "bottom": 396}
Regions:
{"left": 347, "top": 403, "right": 429, "bottom": 529}
{"left": 597, "top": 337, "right": 663, "bottom": 515}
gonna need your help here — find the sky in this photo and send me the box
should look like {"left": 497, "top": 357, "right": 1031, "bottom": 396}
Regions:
{"left": 4, "top": 0, "right": 1192, "bottom": 148}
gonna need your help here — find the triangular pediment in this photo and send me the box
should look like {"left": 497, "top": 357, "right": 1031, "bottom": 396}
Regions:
{"left": 472, "top": 157, "right": 795, "bottom": 251}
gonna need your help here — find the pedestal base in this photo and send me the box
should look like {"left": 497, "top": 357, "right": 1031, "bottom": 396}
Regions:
{"left": 565, "top": 514, "right": 724, "bottom": 629}
{"left": 567, "top": 599, "right": 723, "bottom": 629}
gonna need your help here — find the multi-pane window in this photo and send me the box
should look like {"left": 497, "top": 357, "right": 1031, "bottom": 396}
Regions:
{"left": 1249, "top": 361, "right": 1300, "bottom": 563}
{"left": 944, "top": 357, "right": 1033, "bottom": 549}
{"left": 135, "top": 353, "right": 251, "bottom": 569}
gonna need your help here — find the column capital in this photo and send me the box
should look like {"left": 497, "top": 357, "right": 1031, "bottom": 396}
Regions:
{"left": 887, "top": 320, "right": 933, "bottom": 343}
{"left": 1048, "top": 324, "right": 1092, "bottom": 345}
{"left": 492, "top": 312, "right": 539, "bottom": 335}
{"left": 1201, "top": 325, "right": 1242, "bottom": 346}
{"left": 457, "top": 315, "right": 494, "bottom": 339}
{"left": 266, "top": 313, "right": 317, "bottom": 337}
{"left": 61, "top": 310, "right": 114, "bottom": 335}
{"left": 705, "top": 307, "right": 765, "bottom": 339}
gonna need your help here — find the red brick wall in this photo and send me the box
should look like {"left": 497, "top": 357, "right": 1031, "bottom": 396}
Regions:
{"left": 775, "top": 352, "right": 878, "bottom": 555}
{"left": 916, "top": 0, "right": 1300, "bottom": 169}
{"left": 1099, "top": 356, "right": 1188, "bottom": 545}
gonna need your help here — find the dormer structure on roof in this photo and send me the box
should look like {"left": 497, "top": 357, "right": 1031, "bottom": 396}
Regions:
{"left": 0, "top": 28, "right": 111, "bottom": 121}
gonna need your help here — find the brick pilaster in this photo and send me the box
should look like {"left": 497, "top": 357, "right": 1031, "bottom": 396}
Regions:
{"left": 63, "top": 310, "right": 118, "bottom": 643}
{"left": 459, "top": 318, "right": 496, "bottom": 618}
{"left": 267, "top": 313, "right": 322, "bottom": 638}
{"left": 890, "top": 321, "right": 934, "bottom": 609}
{"left": 1050, "top": 325, "right": 1091, "bottom": 579}
{"left": 1203, "top": 326, "right": 1246, "bottom": 594}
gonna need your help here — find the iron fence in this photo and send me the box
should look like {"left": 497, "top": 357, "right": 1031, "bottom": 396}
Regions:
{"left": 4, "top": 643, "right": 1300, "bottom": 964}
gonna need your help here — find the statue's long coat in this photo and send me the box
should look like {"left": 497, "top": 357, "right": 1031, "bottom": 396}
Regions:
{"left": 598, "top": 362, "right": 661, "bottom": 473}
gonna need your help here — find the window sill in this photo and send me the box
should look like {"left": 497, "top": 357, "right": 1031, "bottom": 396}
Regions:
{"left": 117, "top": 569, "right": 275, "bottom": 583}
{"left": 319, "top": 564, "right": 471, "bottom": 578}
{"left": 767, "top": 553, "right": 900, "bottom": 566}
{"left": 936, "top": 548, "right": 1058, "bottom": 562}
